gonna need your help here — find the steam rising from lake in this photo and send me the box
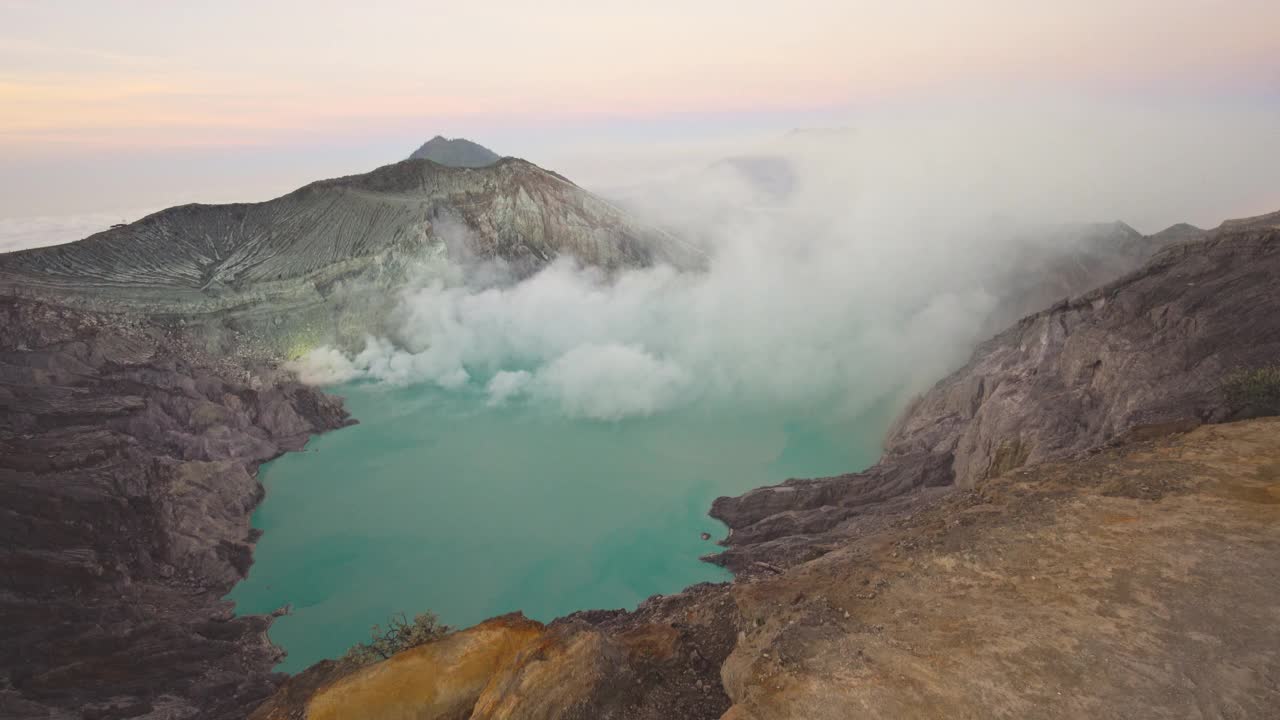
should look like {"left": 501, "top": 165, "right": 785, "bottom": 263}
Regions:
{"left": 293, "top": 222, "right": 996, "bottom": 420}
{"left": 293, "top": 102, "right": 1278, "bottom": 420}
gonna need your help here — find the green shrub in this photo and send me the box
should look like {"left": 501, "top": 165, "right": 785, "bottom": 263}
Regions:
{"left": 1222, "top": 365, "right": 1280, "bottom": 417}
{"left": 341, "top": 611, "right": 450, "bottom": 667}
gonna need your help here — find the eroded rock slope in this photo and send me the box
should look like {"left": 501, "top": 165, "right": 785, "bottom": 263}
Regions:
{"left": 250, "top": 215, "right": 1280, "bottom": 718}
{"left": 0, "top": 298, "right": 351, "bottom": 719}
{"left": 0, "top": 157, "right": 701, "bottom": 356}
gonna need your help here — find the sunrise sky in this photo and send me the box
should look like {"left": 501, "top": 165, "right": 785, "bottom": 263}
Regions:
{"left": 2, "top": 0, "right": 1278, "bottom": 235}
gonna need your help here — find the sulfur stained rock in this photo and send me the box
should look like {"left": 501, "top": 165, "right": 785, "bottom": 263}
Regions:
{"left": 253, "top": 584, "right": 741, "bottom": 720}
{"left": 470, "top": 624, "right": 621, "bottom": 720}
{"left": 301, "top": 614, "right": 545, "bottom": 720}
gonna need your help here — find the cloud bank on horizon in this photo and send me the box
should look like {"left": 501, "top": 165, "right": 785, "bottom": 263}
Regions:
{"left": 0, "top": 209, "right": 159, "bottom": 253}
{"left": 2, "top": 0, "right": 1277, "bottom": 219}
{"left": 4, "top": 0, "right": 1277, "bottom": 148}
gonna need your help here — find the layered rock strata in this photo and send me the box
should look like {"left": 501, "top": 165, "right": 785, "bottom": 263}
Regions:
{"left": 0, "top": 298, "right": 351, "bottom": 719}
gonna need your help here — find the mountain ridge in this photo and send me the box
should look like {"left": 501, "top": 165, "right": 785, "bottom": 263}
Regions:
{"left": 0, "top": 156, "right": 701, "bottom": 357}
{"left": 407, "top": 135, "right": 502, "bottom": 167}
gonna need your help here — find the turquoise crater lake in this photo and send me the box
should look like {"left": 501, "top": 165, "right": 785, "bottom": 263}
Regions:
{"left": 228, "top": 382, "right": 887, "bottom": 672}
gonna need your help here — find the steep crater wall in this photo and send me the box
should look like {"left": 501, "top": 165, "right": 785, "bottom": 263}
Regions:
{"left": 0, "top": 298, "right": 352, "bottom": 719}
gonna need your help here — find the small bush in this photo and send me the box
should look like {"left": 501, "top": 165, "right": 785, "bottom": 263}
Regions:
{"left": 1222, "top": 364, "right": 1280, "bottom": 417}
{"left": 342, "top": 611, "right": 450, "bottom": 667}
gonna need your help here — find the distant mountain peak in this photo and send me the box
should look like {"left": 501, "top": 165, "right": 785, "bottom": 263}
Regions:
{"left": 407, "top": 136, "right": 502, "bottom": 167}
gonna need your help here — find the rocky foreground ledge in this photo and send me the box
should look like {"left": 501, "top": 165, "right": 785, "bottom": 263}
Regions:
{"left": 0, "top": 298, "right": 351, "bottom": 719}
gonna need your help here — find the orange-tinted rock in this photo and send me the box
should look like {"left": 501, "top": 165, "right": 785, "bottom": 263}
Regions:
{"left": 470, "top": 624, "right": 616, "bottom": 719}
{"left": 305, "top": 614, "right": 544, "bottom": 720}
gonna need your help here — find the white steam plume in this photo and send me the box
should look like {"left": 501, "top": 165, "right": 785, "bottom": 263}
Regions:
{"left": 291, "top": 227, "right": 996, "bottom": 420}
{"left": 291, "top": 99, "right": 1278, "bottom": 420}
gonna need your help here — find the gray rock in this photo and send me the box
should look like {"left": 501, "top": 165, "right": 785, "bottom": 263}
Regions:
{"left": 887, "top": 225, "right": 1280, "bottom": 487}
{"left": 407, "top": 135, "right": 502, "bottom": 167}
{"left": 0, "top": 297, "right": 352, "bottom": 720}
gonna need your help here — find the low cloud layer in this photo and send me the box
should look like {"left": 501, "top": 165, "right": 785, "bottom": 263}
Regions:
{"left": 0, "top": 208, "right": 158, "bottom": 253}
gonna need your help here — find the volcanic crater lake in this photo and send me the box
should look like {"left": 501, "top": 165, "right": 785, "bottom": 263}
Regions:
{"left": 228, "top": 382, "right": 887, "bottom": 672}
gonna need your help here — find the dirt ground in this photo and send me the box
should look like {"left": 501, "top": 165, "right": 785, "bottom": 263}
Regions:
{"left": 720, "top": 418, "right": 1280, "bottom": 719}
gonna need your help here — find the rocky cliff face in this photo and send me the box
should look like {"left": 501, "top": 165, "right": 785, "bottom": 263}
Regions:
{"left": 0, "top": 297, "right": 351, "bottom": 719}
{"left": 247, "top": 215, "right": 1280, "bottom": 719}
{"left": 886, "top": 227, "right": 1277, "bottom": 485}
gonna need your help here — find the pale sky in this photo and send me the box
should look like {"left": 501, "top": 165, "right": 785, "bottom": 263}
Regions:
{"left": 1, "top": 0, "right": 1278, "bottom": 234}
